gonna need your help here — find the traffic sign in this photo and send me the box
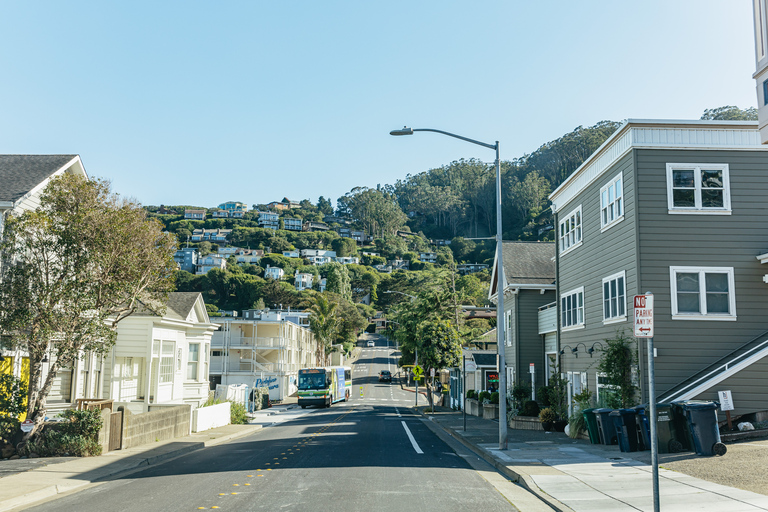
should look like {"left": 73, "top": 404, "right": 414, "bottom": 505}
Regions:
{"left": 634, "top": 294, "right": 654, "bottom": 338}
{"left": 20, "top": 419, "right": 34, "bottom": 433}
{"left": 413, "top": 365, "right": 423, "bottom": 377}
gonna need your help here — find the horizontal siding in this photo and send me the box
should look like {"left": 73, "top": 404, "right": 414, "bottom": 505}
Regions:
{"left": 115, "top": 320, "right": 151, "bottom": 357}
{"left": 505, "top": 294, "right": 516, "bottom": 370}
{"left": 636, "top": 149, "right": 768, "bottom": 397}
{"left": 518, "top": 290, "right": 555, "bottom": 389}
{"left": 689, "top": 356, "right": 768, "bottom": 416}
{"left": 558, "top": 152, "right": 638, "bottom": 381}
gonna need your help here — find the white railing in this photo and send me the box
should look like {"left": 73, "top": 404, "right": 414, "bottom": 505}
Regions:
{"left": 538, "top": 302, "right": 557, "bottom": 334}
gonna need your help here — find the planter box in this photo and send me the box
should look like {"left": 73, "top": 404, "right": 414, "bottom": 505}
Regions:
{"left": 510, "top": 415, "right": 544, "bottom": 431}
{"left": 466, "top": 399, "right": 480, "bottom": 416}
{"left": 483, "top": 403, "right": 499, "bottom": 420}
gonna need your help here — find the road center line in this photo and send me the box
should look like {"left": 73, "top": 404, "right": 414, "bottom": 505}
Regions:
{"left": 401, "top": 421, "right": 423, "bottom": 454}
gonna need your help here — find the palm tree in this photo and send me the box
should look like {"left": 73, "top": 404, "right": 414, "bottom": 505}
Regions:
{"left": 308, "top": 294, "right": 338, "bottom": 366}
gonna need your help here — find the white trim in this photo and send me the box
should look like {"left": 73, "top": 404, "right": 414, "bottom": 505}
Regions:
{"left": 560, "top": 286, "right": 585, "bottom": 329}
{"left": 549, "top": 120, "right": 763, "bottom": 213}
{"left": 558, "top": 205, "right": 582, "bottom": 256}
{"left": 601, "top": 270, "right": 627, "bottom": 323}
{"left": 599, "top": 173, "right": 624, "bottom": 231}
{"left": 669, "top": 266, "right": 736, "bottom": 320}
{"left": 665, "top": 163, "right": 731, "bottom": 213}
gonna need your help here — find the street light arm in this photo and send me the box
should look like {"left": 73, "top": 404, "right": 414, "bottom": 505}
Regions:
{"left": 390, "top": 127, "right": 497, "bottom": 151}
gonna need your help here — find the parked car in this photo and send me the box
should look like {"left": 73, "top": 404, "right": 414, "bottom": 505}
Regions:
{"left": 379, "top": 370, "right": 392, "bottom": 382}
{"left": 367, "top": 340, "right": 375, "bottom": 347}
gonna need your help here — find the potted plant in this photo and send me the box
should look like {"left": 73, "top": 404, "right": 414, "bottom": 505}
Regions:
{"left": 539, "top": 407, "right": 558, "bottom": 431}
{"left": 465, "top": 390, "right": 479, "bottom": 416}
{"left": 483, "top": 391, "right": 500, "bottom": 419}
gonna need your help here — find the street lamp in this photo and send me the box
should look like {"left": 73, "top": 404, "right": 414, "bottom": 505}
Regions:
{"left": 390, "top": 126, "right": 508, "bottom": 450}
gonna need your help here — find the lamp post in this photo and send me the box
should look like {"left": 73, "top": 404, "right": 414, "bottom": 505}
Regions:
{"left": 390, "top": 126, "right": 507, "bottom": 450}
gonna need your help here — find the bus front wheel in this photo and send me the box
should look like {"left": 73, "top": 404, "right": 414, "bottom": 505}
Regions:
{"left": 327, "top": 395, "right": 333, "bottom": 408}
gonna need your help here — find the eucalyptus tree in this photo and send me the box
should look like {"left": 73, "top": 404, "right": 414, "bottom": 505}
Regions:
{"left": 0, "top": 174, "right": 177, "bottom": 442}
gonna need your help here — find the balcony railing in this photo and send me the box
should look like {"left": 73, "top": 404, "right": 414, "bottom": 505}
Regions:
{"left": 538, "top": 302, "right": 557, "bottom": 334}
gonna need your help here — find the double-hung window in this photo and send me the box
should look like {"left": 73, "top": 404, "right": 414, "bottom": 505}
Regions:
{"left": 666, "top": 164, "right": 731, "bottom": 214}
{"left": 600, "top": 174, "right": 623, "bottom": 230}
{"left": 561, "top": 287, "right": 584, "bottom": 329}
{"left": 670, "top": 266, "right": 736, "bottom": 320}
{"left": 559, "top": 206, "right": 582, "bottom": 255}
{"left": 187, "top": 343, "right": 200, "bottom": 380}
{"left": 159, "top": 341, "right": 175, "bottom": 383}
{"left": 602, "top": 271, "right": 626, "bottom": 323}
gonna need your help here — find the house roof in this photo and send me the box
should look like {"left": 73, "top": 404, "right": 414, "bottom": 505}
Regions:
{"left": 500, "top": 241, "right": 556, "bottom": 285}
{"left": 166, "top": 292, "right": 203, "bottom": 320}
{"left": 472, "top": 353, "right": 497, "bottom": 367}
{"left": 0, "top": 155, "right": 79, "bottom": 203}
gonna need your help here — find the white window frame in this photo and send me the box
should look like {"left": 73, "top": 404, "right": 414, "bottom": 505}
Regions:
{"left": 600, "top": 173, "right": 624, "bottom": 231}
{"left": 558, "top": 205, "right": 582, "bottom": 256}
{"left": 666, "top": 163, "right": 731, "bottom": 215}
{"left": 560, "top": 287, "right": 585, "bottom": 330}
{"left": 602, "top": 271, "right": 627, "bottom": 324}
{"left": 187, "top": 343, "right": 200, "bottom": 381}
{"left": 669, "top": 266, "right": 737, "bottom": 321}
{"left": 159, "top": 341, "right": 175, "bottom": 384}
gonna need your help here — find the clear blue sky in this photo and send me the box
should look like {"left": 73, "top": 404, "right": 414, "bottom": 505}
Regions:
{"left": 0, "top": 1, "right": 756, "bottom": 209}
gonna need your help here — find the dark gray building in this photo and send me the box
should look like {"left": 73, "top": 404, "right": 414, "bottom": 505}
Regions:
{"left": 490, "top": 241, "right": 556, "bottom": 395}
{"left": 174, "top": 247, "right": 199, "bottom": 273}
{"left": 550, "top": 119, "right": 768, "bottom": 416}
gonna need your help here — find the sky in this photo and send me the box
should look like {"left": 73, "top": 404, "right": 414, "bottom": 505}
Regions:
{"left": 0, "top": 1, "right": 757, "bottom": 209}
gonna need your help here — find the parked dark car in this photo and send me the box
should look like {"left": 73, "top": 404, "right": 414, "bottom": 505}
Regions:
{"left": 379, "top": 370, "right": 392, "bottom": 383}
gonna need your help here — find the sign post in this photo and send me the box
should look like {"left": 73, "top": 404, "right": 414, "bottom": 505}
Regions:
{"left": 635, "top": 292, "right": 659, "bottom": 512}
{"left": 530, "top": 363, "right": 536, "bottom": 401}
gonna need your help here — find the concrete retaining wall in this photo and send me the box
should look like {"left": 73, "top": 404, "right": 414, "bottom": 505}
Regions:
{"left": 121, "top": 404, "right": 191, "bottom": 449}
{"left": 192, "top": 402, "right": 231, "bottom": 432}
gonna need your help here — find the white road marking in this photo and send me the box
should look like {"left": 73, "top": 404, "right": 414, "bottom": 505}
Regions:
{"left": 395, "top": 407, "right": 401, "bottom": 417}
{"left": 401, "top": 421, "right": 423, "bottom": 454}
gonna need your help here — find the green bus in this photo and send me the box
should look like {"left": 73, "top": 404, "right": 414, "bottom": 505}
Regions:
{"left": 297, "top": 366, "right": 352, "bottom": 408}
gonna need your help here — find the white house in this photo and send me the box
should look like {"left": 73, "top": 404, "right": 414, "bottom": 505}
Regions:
{"left": 295, "top": 272, "right": 314, "bottom": 291}
{"left": 106, "top": 292, "right": 218, "bottom": 413}
{"left": 264, "top": 265, "right": 284, "bottom": 280}
{"left": 0, "top": 155, "right": 88, "bottom": 398}
{"left": 283, "top": 250, "right": 300, "bottom": 258}
{"left": 197, "top": 254, "right": 227, "bottom": 274}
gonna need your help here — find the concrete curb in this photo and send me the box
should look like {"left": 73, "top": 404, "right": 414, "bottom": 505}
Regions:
{"left": 416, "top": 409, "right": 573, "bottom": 512}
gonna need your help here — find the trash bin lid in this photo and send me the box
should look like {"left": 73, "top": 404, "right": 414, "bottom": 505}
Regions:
{"left": 679, "top": 400, "right": 718, "bottom": 410}
{"left": 609, "top": 409, "right": 621, "bottom": 416}
{"left": 594, "top": 408, "right": 614, "bottom": 413}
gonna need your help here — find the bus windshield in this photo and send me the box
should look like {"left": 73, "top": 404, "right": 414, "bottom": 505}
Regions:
{"left": 298, "top": 372, "right": 327, "bottom": 390}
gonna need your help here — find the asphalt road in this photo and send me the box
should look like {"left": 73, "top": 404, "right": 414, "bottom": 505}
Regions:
{"left": 28, "top": 335, "right": 525, "bottom": 511}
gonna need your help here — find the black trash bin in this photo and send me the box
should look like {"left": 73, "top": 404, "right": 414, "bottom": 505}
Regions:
{"left": 670, "top": 402, "right": 694, "bottom": 452}
{"left": 632, "top": 404, "right": 649, "bottom": 451}
{"left": 636, "top": 403, "right": 684, "bottom": 453}
{"left": 593, "top": 408, "right": 617, "bottom": 445}
{"left": 610, "top": 409, "right": 639, "bottom": 452}
{"left": 676, "top": 401, "right": 727, "bottom": 456}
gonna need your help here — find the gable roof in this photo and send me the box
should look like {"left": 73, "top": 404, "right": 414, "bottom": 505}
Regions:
{"left": 166, "top": 292, "right": 203, "bottom": 321}
{"left": 489, "top": 241, "right": 556, "bottom": 298}
{"left": 0, "top": 155, "right": 81, "bottom": 204}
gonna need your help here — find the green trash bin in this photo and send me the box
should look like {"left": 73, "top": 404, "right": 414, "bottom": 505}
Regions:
{"left": 582, "top": 408, "right": 600, "bottom": 444}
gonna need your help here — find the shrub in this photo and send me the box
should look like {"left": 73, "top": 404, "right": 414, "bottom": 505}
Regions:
{"left": 511, "top": 384, "right": 531, "bottom": 411}
{"left": 229, "top": 401, "right": 248, "bottom": 425}
{"left": 60, "top": 409, "right": 103, "bottom": 441}
{"left": 538, "top": 407, "right": 558, "bottom": 424}
{"left": 521, "top": 400, "right": 540, "bottom": 417}
{"left": 490, "top": 392, "right": 499, "bottom": 404}
{"left": 466, "top": 390, "right": 477, "bottom": 400}
{"left": 537, "top": 386, "right": 552, "bottom": 407}
{"left": 477, "top": 391, "right": 491, "bottom": 404}
{"left": 23, "top": 427, "right": 102, "bottom": 457}
{"left": 568, "top": 410, "right": 587, "bottom": 438}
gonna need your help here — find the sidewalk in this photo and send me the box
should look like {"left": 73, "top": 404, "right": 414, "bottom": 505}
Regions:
{"left": 0, "top": 403, "right": 299, "bottom": 512}
{"left": 417, "top": 405, "right": 768, "bottom": 512}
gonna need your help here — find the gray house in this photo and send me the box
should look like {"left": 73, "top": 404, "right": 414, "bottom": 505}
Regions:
{"left": 549, "top": 119, "right": 768, "bottom": 416}
{"left": 489, "top": 241, "right": 556, "bottom": 395}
